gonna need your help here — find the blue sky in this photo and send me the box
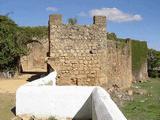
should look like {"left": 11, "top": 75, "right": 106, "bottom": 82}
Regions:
{"left": 0, "top": 0, "right": 160, "bottom": 50}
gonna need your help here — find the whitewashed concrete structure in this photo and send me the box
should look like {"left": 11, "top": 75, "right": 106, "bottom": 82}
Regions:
{"left": 16, "top": 71, "right": 127, "bottom": 120}
{"left": 23, "top": 71, "right": 57, "bottom": 86}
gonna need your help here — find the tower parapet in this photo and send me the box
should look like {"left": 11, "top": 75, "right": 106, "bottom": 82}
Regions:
{"left": 93, "top": 16, "right": 106, "bottom": 27}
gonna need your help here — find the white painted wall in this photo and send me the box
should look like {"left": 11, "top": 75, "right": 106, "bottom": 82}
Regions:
{"left": 24, "top": 71, "right": 57, "bottom": 86}
{"left": 92, "top": 87, "right": 127, "bottom": 120}
{"left": 16, "top": 72, "right": 127, "bottom": 120}
{"left": 16, "top": 86, "right": 94, "bottom": 119}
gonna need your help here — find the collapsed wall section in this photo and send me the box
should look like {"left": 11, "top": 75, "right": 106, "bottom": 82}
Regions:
{"left": 20, "top": 39, "right": 48, "bottom": 72}
{"left": 48, "top": 14, "right": 108, "bottom": 87}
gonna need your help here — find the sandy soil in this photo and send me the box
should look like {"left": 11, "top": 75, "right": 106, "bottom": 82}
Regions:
{"left": 0, "top": 80, "right": 26, "bottom": 93}
{"left": 0, "top": 75, "right": 31, "bottom": 93}
{"left": 0, "top": 73, "right": 45, "bottom": 120}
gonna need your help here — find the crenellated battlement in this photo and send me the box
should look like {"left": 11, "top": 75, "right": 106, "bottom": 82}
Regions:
{"left": 48, "top": 14, "right": 132, "bottom": 89}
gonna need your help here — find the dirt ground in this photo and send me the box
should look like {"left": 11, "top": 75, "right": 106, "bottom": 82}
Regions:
{"left": 0, "top": 79, "right": 27, "bottom": 94}
{"left": 0, "top": 75, "right": 30, "bottom": 93}
{"left": 0, "top": 74, "right": 33, "bottom": 120}
{"left": 0, "top": 93, "right": 15, "bottom": 120}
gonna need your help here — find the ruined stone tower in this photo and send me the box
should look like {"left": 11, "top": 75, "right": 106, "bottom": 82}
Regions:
{"left": 48, "top": 14, "right": 108, "bottom": 87}
{"left": 47, "top": 14, "right": 132, "bottom": 89}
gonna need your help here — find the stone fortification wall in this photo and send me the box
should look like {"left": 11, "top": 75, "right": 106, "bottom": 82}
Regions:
{"left": 19, "top": 14, "right": 148, "bottom": 89}
{"left": 48, "top": 15, "right": 108, "bottom": 87}
{"left": 48, "top": 14, "right": 132, "bottom": 89}
{"left": 106, "top": 40, "right": 132, "bottom": 89}
{"left": 132, "top": 60, "right": 148, "bottom": 82}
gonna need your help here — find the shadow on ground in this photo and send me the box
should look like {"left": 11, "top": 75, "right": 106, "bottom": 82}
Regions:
{"left": 11, "top": 106, "right": 16, "bottom": 116}
{"left": 21, "top": 71, "right": 48, "bottom": 82}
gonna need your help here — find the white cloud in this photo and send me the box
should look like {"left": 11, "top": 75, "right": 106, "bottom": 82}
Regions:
{"left": 78, "top": 11, "right": 87, "bottom": 17}
{"left": 89, "top": 8, "right": 142, "bottom": 22}
{"left": 46, "top": 7, "right": 58, "bottom": 12}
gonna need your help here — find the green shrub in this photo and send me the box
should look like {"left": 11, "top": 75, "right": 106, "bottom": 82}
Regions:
{"left": 0, "top": 15, "right": 47, "bottom": 73}
{"left": 0, "top": 15, "right": 26, "bottom": 72}
{"left": 148, "top": 70, "right": 160, "bottom": 78}
{"left": 20, "top": 26, "right": 48, "bottom": 40}
{"left": 68, "top": 18, "right": 77, "bottom": 25}
{"left": 107, "top": 32, "right": 117, "bottom": 41}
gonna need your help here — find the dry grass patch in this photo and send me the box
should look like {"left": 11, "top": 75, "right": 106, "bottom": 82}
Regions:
{"left": 0, "top": 93, "right": 15, "bottom": 120}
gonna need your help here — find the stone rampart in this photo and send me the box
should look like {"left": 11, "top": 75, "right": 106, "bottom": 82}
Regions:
{"left": 106, "top": 40, "right": 132, "bottom": 88}
{"left": 48, "top": 14, "right": 132, "bottom": 89}
{"left": 48, "top": 15, "right": 108, "bottom": 87}
{"left": 19, "top": 14, "right": 148, "bottom": 89}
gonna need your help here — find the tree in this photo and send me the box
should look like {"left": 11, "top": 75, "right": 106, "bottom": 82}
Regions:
{"left": 148, "top": 49, "right": 160, "bottom": 77}
{"left": 68, "top": 18, "right": 77, "bottom": 25}
{"left": 0, "top": 15, "right": 48, "bottom": 74}
{"left": 148, "top": 49, "right": 160, "bottom": 69}
{"left": 107, "top": 32, "right": 117, "bottom": 41}
{"left": 0, "top": 15, "right": 26, "bottom": 72}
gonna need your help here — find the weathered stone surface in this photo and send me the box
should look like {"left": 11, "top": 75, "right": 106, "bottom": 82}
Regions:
{"left": 132, "top": 61, "right": 148, "bottom": 82}
{"left": 21, "top": 39, "right": 48, "bottom": 72}
{"left": 48, "top": 14, "right": 132, "bottom": 89}
{"left": 106, "top": 40, "right": 132, "bottom": 89}
{"left": 127, "top": 89, "right": 133, "bottom": 96}
{"left": 20, "top": 14, "right": 148, "bottom": 89}
{"left": 48, "top": 15, "right": 108, "bottom": 88}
